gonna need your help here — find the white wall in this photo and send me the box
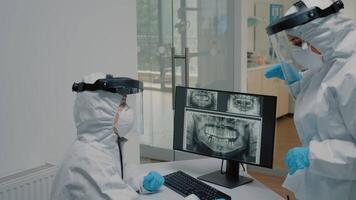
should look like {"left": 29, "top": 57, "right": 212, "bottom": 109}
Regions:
{"left": 342, "top": 0, "right": 356, "bottom": 19}
{"left": 0, "top": 0, "right": 138, "bottom": 177}
{"left": 246, "top": 0, "right": 294, "bottom": 55}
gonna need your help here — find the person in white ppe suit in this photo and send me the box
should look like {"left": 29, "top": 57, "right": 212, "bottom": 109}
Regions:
{"left": 264, "top": 0, "right": 356, "bottom": 199}
{"left": 51, "top": 73, "right": 164, "bottom": 200}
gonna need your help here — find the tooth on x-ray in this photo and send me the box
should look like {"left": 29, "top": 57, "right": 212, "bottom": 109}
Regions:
{"left": 184, "top": 110, "right": 262, "bottom": 164}
{"left": 187, "top": 89, "right": 218, "bottom": 110}
{"left": 227, "top": 94, "right": 262, "bottom": 116}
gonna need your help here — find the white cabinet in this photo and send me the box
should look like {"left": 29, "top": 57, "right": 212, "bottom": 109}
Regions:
{"left": 247, "top": 66, "right": 289, "bottom": 118}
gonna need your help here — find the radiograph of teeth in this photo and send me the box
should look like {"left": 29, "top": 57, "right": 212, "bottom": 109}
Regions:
{"left": 227, "top": 94, "right": 262, "bottom": 116}
{"left": 184, "top": 110, "right": 262, "bottom": 164}
{"left": 187, "top": 89, "right": 218, "bottom": 110}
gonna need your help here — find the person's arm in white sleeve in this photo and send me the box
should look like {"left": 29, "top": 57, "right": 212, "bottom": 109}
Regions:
{"left": 124, "top": 162, "right": 165, "bottom": 194}
{"left": 308, "top": 77, "right": 356, "bottom": 180}
{"left": 309, "top": 139, "right": 356, "bottom": 180}
{"left": 124, "top": 172, "right": 152, "bottom": 194}
{"left": 66, "top": 163, "right": 140, "bottom": 200}
{"left": 286, "top": 70, "right": 315, "bottom": 98}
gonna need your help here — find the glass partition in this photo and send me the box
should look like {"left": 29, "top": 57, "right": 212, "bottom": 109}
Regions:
{"left": 137, "top": 0, "right": 237, "bottom": 156}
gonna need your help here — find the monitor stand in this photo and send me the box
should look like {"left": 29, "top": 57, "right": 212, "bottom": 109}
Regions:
{"left": 197, "top": 160, "right": 253, "bottom": 189}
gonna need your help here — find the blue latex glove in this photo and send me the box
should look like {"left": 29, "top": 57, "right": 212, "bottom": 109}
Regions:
{"left": 143, "top": 171, "right": 165, "bottom": 192}
{"left": 264, "top": 63, "right": 301, "bottom": 85}
{"left": 285, "top": 147, "right": 310, "bottom": 175}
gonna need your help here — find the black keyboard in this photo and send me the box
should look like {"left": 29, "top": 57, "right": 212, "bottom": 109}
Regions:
{"left": 164, "top": 171, "right": 231, "bottom": 200}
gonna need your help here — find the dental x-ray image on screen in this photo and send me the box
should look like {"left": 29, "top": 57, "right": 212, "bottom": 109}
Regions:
{"left": 227, "top": 94, "right": 262, "bottom": 116}
{"left": 186, "top": 89, "right": 218, "bottom": 110}
{"left": 183, "top": 110, "right": 262, "bottom": 164}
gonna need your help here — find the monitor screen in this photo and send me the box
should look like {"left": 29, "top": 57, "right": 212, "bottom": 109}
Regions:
{"left": 173, "top": 86, "right": 277, "bottom": 168}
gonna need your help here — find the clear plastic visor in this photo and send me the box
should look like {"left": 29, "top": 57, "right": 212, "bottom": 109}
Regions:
{"left": 117, "top": 92, "right": 144, "bottom": 136}
{"left": 269, "top": 31, "right": 306, "bottom": 83}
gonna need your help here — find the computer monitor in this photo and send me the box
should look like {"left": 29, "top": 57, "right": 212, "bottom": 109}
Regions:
{"left": 173, "top": 86, "right": 277, "bottom": 189}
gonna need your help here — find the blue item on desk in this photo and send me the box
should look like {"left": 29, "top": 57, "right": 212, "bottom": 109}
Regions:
{"left": 164, "top": 171, "right": 231, "bottom": 200}
{"left": 143, "top": 171, "right": 165, "bottom": 192}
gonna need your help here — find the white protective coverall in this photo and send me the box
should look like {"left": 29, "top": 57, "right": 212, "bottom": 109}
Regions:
{"left": 282, "top": 1, "right": 356, "bottom": 200}
{"left": 51, "top": 74, "right": 146, "bottom": 200}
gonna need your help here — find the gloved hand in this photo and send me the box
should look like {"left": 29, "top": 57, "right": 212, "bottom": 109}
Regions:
{"left": 264, "top": 63, "right": 301, "bottom": 85}
{"left": 143, "top": 171, "right": 165, "bottom": 192}
{"left": 285, "top": 147, "right": 310, "bottom": 175}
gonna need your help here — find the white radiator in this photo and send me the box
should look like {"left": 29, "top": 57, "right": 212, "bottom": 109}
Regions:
{"left": 0, "top": 164, "right": 57, "bottom": 200}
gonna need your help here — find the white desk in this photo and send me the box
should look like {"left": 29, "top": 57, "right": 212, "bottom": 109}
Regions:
{"left": 136, "top": 158, "right": 283, "bottom": 200}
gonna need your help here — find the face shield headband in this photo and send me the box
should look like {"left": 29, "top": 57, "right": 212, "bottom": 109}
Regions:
{"left": 266, "top": 0, "right": 344, "bottom": 36}
{"left": 72, "top": 75, "right": 143, "bottom": 95}
{"left": 72, "top": 74, "right": 144, "bottom": 138}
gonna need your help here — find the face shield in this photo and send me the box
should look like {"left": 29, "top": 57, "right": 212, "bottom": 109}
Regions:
{"left": 269, "top": 32, "right": 304, "bottom": 82}
{"left": 123, "top": 90, "right": 144, "bottom": 136}
{"left": 72, "top": 75, "right": 144, "bottom": 136}
{"left": 266, "top": 0, "right": 344, "bottom": 83}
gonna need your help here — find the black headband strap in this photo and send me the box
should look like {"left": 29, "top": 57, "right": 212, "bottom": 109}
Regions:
{"left": 72, "top": 76, "right": 143, "bottom": 95}
{"left": 294, "top": 1, "right": 308, "bottom": 11}
{"left": 266, "top": 0, "right": 344, "bottom": 35}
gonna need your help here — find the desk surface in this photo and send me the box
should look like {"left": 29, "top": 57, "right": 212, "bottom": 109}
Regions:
{"left": 136, "top": 159, "right": 283, "bottom": 200}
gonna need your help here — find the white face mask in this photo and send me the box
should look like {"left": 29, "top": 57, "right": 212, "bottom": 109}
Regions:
{"left": 291, "top": 43, "right": 324, "bottom": 71}
{"left": 113, "top": 105, "right": 135, "bottom": 137}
